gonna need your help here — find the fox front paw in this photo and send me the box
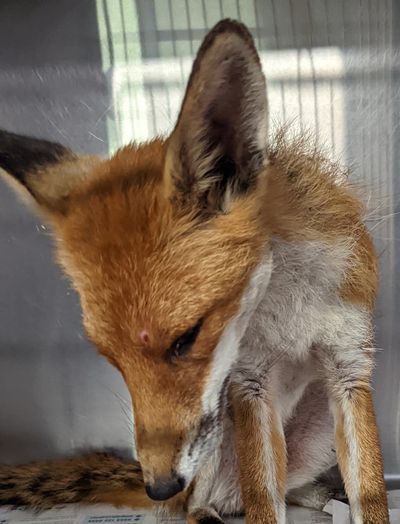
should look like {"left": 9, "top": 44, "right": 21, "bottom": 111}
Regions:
{"left": 187, "top": 507, "right": 225, "bottom": 524}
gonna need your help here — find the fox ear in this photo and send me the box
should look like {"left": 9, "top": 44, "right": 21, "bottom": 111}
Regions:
{"left": 0, "top": 129, "right": 97, "bottom": 214}
{"left": 165, "top": 19, "right": 268, "bottom": 214}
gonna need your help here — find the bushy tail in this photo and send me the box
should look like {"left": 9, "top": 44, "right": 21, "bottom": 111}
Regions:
{"left": 0, "top": 452, "right": 152, "bottom": 510}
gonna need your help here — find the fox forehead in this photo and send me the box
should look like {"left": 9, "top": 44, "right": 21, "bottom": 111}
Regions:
{"left": 54, "top": 139, "right": 267, "bottom": 354}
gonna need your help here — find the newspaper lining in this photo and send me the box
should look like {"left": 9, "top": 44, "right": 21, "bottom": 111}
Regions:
{"left": 0, "top": 491, "right": 399, "bottom": 524}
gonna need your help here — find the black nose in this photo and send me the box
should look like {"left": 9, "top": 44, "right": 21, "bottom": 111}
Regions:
{"left": 145, "top": 475, "right": 185, "bottom": 501}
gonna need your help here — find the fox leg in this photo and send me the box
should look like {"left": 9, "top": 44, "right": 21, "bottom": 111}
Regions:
{"left": 319, "top": 342, "right": 389, "bottom": 524}
{"left": 230, "top": 376, "right": 286, "bottom": 524}
{"left": 187, "top": 507, "right": 224, "bottom": 524}
{"left": 186, "top": 460, "right": 226, "bottom": 524}
{"left": 285, "top": 380, "right": 337, "bottom": 511}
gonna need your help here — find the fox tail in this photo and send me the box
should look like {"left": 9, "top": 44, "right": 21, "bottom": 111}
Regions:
{"left": 0, "top": 452, "right": 152, "bottom": 510}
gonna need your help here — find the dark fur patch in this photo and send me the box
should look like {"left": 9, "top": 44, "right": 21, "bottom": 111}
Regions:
{"left": 0, "top": 129, "right": 69, "bottom": 188}
{"left": 189, "top": 413, "right": 218, "bottom": 454}
{"left": 190, "top": 508, "right": 224, "bottom": 524}
{"left": 39, "top": 489, "right": 57, "bottom": 499}
{"left": 3, "top": 495, "right": 26, "bottom": 507}
{"left": 124, "top": 476, "right": 143, "bottom": 489}
{"left": 76, "top": 471, "right": 94, "bottom": 485}
{"left": 29, "top": 473, "right": 50, "bottom": 493}
{"left": 188, "top": 376, "right": 230, "bottom": 456}
{"left": 0, "top": 482, "right": 16, "bottom": 490}
{"left": 197, "top": 517, "right": 224, "bottom": 524}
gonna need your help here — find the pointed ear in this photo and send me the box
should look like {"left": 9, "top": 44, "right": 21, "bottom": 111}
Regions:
{"left": 0, "top": 129, "right": 98, "bottom": 213}
{"left": 165, "top": 19, "right": 268, "bottom": 214}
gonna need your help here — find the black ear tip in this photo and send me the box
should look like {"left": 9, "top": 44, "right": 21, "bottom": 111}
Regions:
{"left": 196, "top": 19, "right": 259, "bottom": 66}
{"left": 206, "top": 18, "right": 256, "bottom": 46}
{"left": 210, "top": 18, "right": 251, "bottom": 34}
{"left": 0, "top": 128, "right": 69, "bottom": 187}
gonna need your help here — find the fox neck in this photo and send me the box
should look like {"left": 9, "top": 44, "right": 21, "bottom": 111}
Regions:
{"left": 175, "top": 248, "right": 273, "bottom": 483}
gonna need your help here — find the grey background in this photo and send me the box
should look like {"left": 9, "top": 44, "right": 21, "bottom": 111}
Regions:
{"left": 0, "top": 0, "right": 399, "bottom": 484}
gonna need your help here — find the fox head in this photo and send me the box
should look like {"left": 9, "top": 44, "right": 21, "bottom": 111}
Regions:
{"left": 0, "top": 20, "right": 272, "bottom": 500}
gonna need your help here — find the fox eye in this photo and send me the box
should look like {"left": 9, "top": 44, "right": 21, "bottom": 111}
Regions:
{"left": 167, "top": 319, "right": 203, "bottom": 360}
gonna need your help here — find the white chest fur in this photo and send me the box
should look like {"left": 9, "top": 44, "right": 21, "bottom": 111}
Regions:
{"left": 193, "top": 237, "right": 371, "bottom": 515}
{"left": 242, "top": 238, "right": 354, "bottom": 358}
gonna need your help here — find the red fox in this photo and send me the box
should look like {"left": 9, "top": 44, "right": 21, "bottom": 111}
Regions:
{"left": 0, "top": 18, "right": 389, "bottom": 524}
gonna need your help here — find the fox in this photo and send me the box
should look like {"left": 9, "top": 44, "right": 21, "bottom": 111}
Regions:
{"left": 0, "top": 18, "right": 389, "bottom": 524}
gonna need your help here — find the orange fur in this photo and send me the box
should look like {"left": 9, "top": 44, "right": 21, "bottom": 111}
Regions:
{"left": 0, "top": 17, "right": 388, "bottom": 524}
{"left": 335, "top": 388, "right": 389, "bottom": 523}
{"left": 355, "top": 389, "right": 389, "bottom": 523}
{"left": 0, "top": 131, "right": 382, "bottom": 517}
{"left": 270, "top": 409, "right": 287, "bottom": 501}
{"left": 265, "top": 135, "right": 378, "bottom": 311}
{"left": 232, "top": 395, "right": 280, "bottom": 524}
{"left": 48, "top": 139, "right": 268, "bottom": 480}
